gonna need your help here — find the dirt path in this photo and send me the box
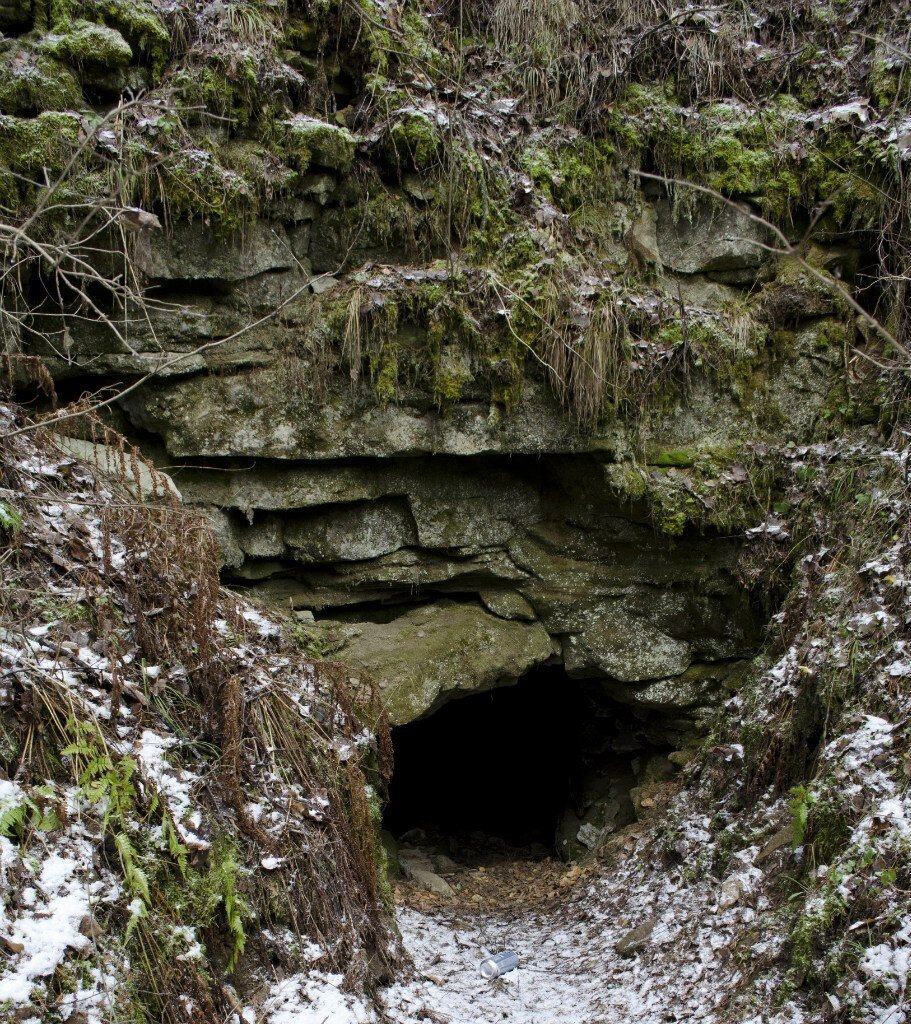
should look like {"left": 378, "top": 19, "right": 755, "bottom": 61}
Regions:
{"left": 377, "top": 833, "right": 740, "bottom": 1024}
{"left": 263, "top": 825, "right": 798, "bottom": 1024}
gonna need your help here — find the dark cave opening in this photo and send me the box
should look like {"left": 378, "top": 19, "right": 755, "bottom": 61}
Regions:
{"left": 382, "top": 665, "right": 673, "bottom": 855}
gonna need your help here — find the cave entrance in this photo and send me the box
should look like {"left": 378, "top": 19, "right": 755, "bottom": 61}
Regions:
{"left": 382, "top": 665, "right": 674, "bottom": 859}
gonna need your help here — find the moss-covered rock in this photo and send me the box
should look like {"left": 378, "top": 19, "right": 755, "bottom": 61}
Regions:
{"left": 383, "top": 110, "right": 441, "bottom": 171}
{"left": 135, "top": 219, "right": 293, "bottom": 282}
{"left": 654, "top": 195, "right": 770, "bottom": 280}
{"left": 282, "top": 115, "right": 357, "bottom": 171}
{"left": 0, "top": 110, "right": 84, "bottom": 176}
{"left": 646, "top": 448, "right": 697, "bottom": 468}
{"left": 39, "top": 19, "right": 132, "bottom": 67}
{"left": 0, "top": 45, "right": 82, "bottom": 115}
{"left": 57, "top": 0, "right": 170, "bottom": 75}
{"left": 0, "top": 0, "right": 32, "bottom": 30}
{"left": 518, "top": 133, "right": 616, "bottom": 214}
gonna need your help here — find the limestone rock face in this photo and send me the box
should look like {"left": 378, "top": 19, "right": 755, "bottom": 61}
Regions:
{"left": 120, "top": 368, "right": 593, "bottom": 460}
{"left": 479, "top": 590, "right": 537, "bottom": 621}
{"left": 326, "top": 600, "right": 558, "bottom": 724}
{"left": 283, "top": 499, "right": 417, "bottom": 562}
{"left": 55, "top": 437, "right": 182, "bottom": 503}
{"left": 166, "top": 449, "right": 761, "bottom": 728}
{"left": 157, "top": 448, "right": 764, "bottom": 726}
{"left": 655, "top": 197, "right": 771, "bottom": 280}
{"left": 134, "top": 220, "right": 295, "bottom": 283}
{"left": 23, "top": 186, "right": 847, "bottom": 733}
{"left": 563, "top": 609, "right": 692, "bottom": 682}
{"left": 625, "top": 203, "right": 662, "bottom": 269}
{"left": 600, "top": 662, "right": 743, "bottom": 714}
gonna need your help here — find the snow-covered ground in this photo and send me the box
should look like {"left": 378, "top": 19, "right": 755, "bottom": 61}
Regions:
{"left": 382, "top": 884, "right": 725, "bottom": 1024}
{"left": 259, "top": 815, "right": 798, "bottom": 1024}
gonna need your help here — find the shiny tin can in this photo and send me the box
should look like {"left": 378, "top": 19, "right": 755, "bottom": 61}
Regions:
{"left": 479, "top": 950, "right": 519, "bottom": 979}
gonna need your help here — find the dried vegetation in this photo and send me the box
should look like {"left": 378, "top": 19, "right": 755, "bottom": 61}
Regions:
{"left": 0, "top": 402, "right": 399, "bottom": 1022}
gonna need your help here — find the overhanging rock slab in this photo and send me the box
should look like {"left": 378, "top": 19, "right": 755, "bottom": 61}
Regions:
{"left": 326, "top": 600, "right": 558, "bottom": 724}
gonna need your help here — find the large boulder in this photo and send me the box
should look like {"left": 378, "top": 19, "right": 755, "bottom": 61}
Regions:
{"left": 563, "top": 603, "right": 692, "bottom": 682}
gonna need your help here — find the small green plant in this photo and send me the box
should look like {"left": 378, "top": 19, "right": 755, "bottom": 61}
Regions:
{"left": 161, "top": 812, "right": 189, "bottom": 879}
{"left": 0, "top": 784, "right": 60, "bottom": 839}
{"left": 33, "top": 595, "right": 90, "bottom": 623}
{"left": 789, "top": 784, "right": 816, "bottom": 846}
{"left": 63, "top": 719, "right": 151, "bottom": 903}
{"left": 220, "top": 849, "right": 247, "bottom": 970}
{"left": 160, "top": 839, "right": 249, "bottom": 970}
{"left": 0, "top": 500, "right": 22, "bottom": 534}
{"left": 286, "top": 621, "right": 327, "bottom": 659}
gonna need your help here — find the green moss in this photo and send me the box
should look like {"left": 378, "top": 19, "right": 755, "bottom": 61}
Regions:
{"left": 400, "top": 4, "right": 450, "bottom": 77}
{"left": 365, "top": 785, "right": 394, "bottom": 908}
{"left": 451, "top": 143, "right": 513, "bottom": 254}
{"left": 285, "top": 620, "right": 330, "bottom": 658}
{"left": 284, "top": 16, "right": 319, "bottom": 52}
{"left": 150, "top": 142, "right": 258, "bottom": 231}
{"left": 604, "top": 82, "right": 676, "bottom": 155}
{"left": 0, "top": 46, "right": 82, "bottom": 115}
{"left": 51, "top": 0, "right": 170, "bottom": 75}
{"left": 496, "top": 230, "right": 538, "bottom": 271}
{"left": 606, "top": 85, "right": 898, "bottom": 226}
{"left": 282, "top": 115, "right": 356, "bottom": 171}
{"left": 652, "top": 307, "right": 768, "bottom": 408}
{"left": 604, "top": 461, "right": 648, "bottom": 502}
{"left": 689, "top": 99, "right": 806, "bottom": 208}
{"left": 386, "top": 111, "right": 440, "bottom": 170}
{"left": 518, "top": 135, "right": 616, "bottom": 215}
{"left": 0, "top": 164, "right": 16, "bottom": 210}
{"left": 788, "top": 876, "right": 850, "bottom": 986}
{"left": 487, "top": 352, "right": 524, "bottom": 410}
{"left": 0, "top": 110, "right": 84, "bottom": 177}
{"left": 648, "top": 483, "right": 700, "bottom": 536}
{"left": 336, "top": 0, "right": 390, "bottom": 87}
{"left": 371, "top": 351, "right": 398, "bottom": 403}
{"left": 647, "top": 448, "right": 697, "bottom": 468}
{"left": 39, "top": 19, "right": 133, "bottom": 67}
{"left": 168, "top": 63, "right": 262, "bottom": 130}
{"left": 871, "top": 56, "right": 901, "bottom": 110}
{"left": 433, "top": 366, "right": 469, "bottom": 404}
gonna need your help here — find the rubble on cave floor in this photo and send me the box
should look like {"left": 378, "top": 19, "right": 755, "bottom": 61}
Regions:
{"left": 392, "top": 835, "right": 601, "bottom": 913}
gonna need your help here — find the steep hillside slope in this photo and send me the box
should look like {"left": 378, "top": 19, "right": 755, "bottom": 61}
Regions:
{"left": 0, "top": 407, "right": 400, "bottom": 1022}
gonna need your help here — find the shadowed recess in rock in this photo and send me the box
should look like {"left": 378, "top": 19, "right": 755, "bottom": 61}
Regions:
{"left": 383, "top": 666, "right": 674, "bottom": 855}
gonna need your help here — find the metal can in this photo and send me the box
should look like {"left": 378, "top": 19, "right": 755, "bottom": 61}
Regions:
{"left": 478, "top": 950, "right": 520, "bottom": 979}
